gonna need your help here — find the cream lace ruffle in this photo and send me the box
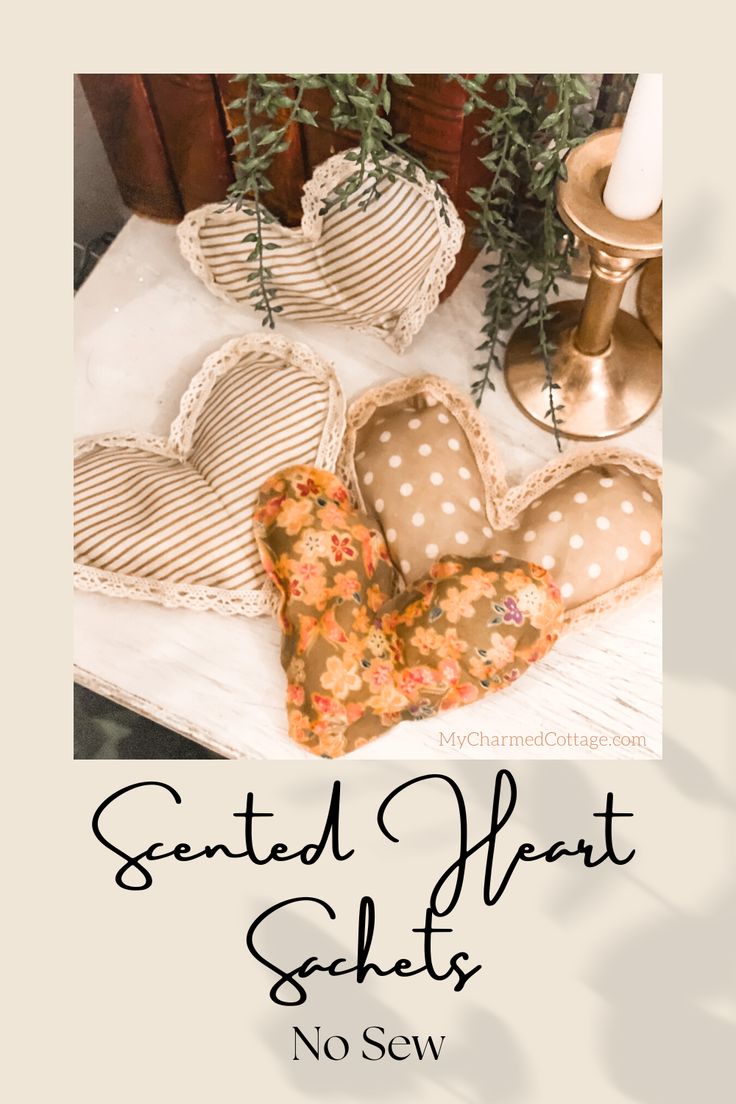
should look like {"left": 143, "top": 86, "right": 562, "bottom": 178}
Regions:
{"left": 177, "top": 149, "right": 465, "bottom": 354}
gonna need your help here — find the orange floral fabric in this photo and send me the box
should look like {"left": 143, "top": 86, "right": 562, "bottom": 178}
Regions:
{"left": 254, "top": 466, "right": 564, "bottom": 757}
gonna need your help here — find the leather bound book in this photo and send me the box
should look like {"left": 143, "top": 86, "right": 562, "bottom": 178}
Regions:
{"left": 145, "top": 75, "right": 234, "bottom": 211}
{"left": 299, "top": 85, "right": 357, "bottom": 171}
{"left": 79, "top": 74, "right": 183, "bottom": 221}
{"left": 216, "top": 75, "right": 308, "bottom": 227}
{"left": 388, "top": 74, "right": 505, "bottom": 298}
{"left": 80, "top": 73, "right": 505, "bottom": 299}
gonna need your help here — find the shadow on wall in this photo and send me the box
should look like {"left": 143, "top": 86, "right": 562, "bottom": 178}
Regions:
{"left": 74, "top": 75, "right": 130, "bottom": 248}
{"left": 245, "top": 896, "right": 529, "bottom": 1104}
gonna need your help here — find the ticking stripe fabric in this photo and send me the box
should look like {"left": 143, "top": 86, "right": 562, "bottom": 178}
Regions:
{"left": 178, "top": 150, "right": 464, "bottom": 354}
{"left": 73, "top": 335, "right": 345, "bottom": 616}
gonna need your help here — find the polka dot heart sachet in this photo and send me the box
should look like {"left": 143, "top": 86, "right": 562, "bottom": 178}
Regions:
{"left": 338, "top": 375, "right": 661, "bottom": 632}
{"left": 347, "top": 388, "right": 493, "bottom": 580}
{"left": 485, "top": 462, "right": 661, "bottom": 616}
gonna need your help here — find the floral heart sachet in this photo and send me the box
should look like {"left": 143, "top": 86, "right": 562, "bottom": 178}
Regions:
{"left": 254, "top": 465, "right": 563, "bottom": 757}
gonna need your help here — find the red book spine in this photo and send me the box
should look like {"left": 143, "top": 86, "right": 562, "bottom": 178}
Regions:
{"left": 145, "top": 74, "right": 234, "bottom": 211}
{"left": 299, "top": 85, "right": 357, "bottom": 170}
{"left": 79, "top": 74, "right": 183, "bottom": 221}
{"left": 388, "top": 75, "right": 504, "bottom": 298}
{"left": 80, "top": 74, "right": 506, "bottom": 298}
{"left": 216, "top": 75, "right": 308, "bottom": 227}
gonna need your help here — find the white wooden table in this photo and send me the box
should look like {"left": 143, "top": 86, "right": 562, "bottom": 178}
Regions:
{"left": 74, "top": 215, "right": 661, "bottom": 759}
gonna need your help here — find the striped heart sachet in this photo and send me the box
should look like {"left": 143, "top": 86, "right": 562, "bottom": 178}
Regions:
{"left": 73, "top": 335, "right": 344, "bottom": 616}
{"left": 178, "top": 150, "right": 464, "bottom": 353}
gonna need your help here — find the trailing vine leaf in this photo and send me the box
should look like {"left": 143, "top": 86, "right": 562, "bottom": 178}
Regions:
{"left": 453, "top": 73, "right": 592, "bottom": 450}
{"left": 224, "top": 71, "right": 595, "bottom": 451}
{"left": 225, "top": 74, "right": 319, "bottom": 327}
{"left": 315, "top": 74, "right": 451, "bottom": 222}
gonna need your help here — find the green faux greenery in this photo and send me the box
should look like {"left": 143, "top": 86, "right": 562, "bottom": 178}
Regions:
{"left": 306, "top": 75, "right": 451, "bottom": 222}
{"left": 225, "top": 73, "right": 596, "bottom": 449}
{"left": 455, "top": 74, "right": 592, "bottom": 446}
{"left": 225, "top": 75, "right": 316, "bottom": 329}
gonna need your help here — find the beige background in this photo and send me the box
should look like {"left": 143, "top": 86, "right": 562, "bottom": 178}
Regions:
{"left": 5, "top": 6, "right": 735, "bottom": 1101}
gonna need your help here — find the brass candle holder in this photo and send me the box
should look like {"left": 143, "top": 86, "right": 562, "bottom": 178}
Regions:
{"left": 637, "top": 257, "right": 662, "bottom": 345}
{"left": 504, "top": 128, "right": 662, "bottom": 440}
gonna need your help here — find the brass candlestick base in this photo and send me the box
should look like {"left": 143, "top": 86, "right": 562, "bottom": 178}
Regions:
{"left": 505, "top": 300, "right": 661, "bottom": 439}
{"left": 505, "top": 128, "right": 662, "bottom": 441}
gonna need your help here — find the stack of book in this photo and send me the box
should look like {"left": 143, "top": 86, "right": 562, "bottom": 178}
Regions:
{"left": 80, "top": 74, "right": 504, "bottom": 298}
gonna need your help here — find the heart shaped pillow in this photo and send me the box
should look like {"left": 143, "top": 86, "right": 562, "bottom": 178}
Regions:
{"left": 73, "top": 334, "right": 344, "bottom": 615}
{"left": 254, "top": 465, "right": 563, "bottom": 757}
{"left": 178, "top": 150, "right": 464, "bottom": 354}
{"left": 338, "top": 376, "right": 662, "bottom": 632}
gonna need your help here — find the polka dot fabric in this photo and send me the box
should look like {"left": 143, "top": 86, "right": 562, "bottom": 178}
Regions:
{"left": 353, "top": 394, "right": 490, "bottom": 581}
{"left": 339, "top": 375, "right": 662, "bottom": 633}
{"left": 490, "top": 464, "right": 661, "bottom": 612}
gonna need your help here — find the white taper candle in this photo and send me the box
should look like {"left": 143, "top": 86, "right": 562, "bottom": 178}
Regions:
{"left": 603, "top": 74, "right": 663, "bottom": 221}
